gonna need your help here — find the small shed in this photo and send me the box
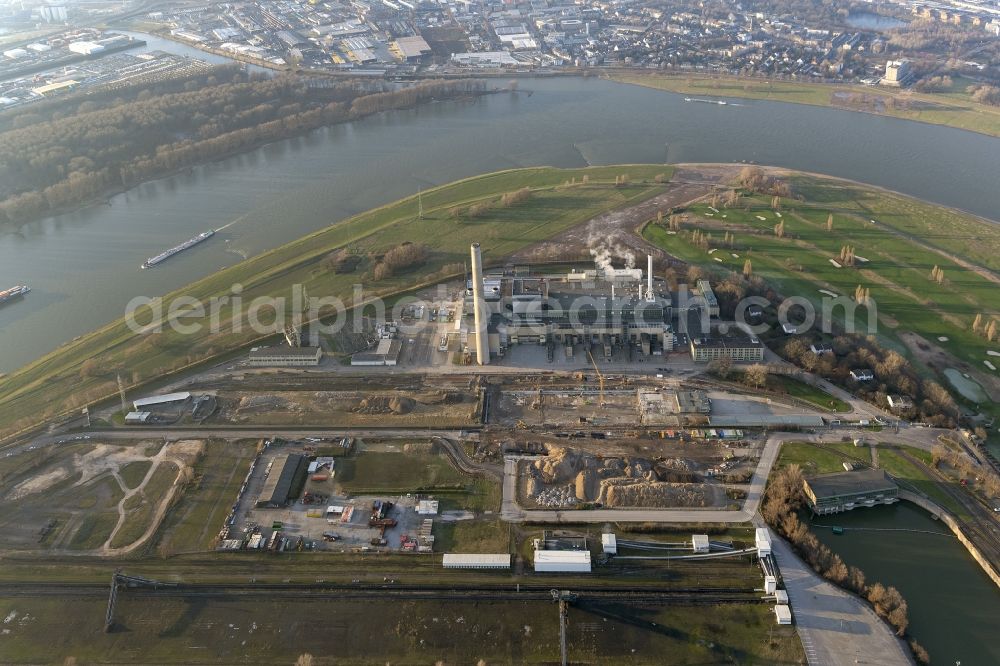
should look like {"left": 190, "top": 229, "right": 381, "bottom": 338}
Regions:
{"left": 124, "top": 411, "right": 151, "bottom": 424}
{"left": 775, "top": 604, "right": 792, "bottom": 625}
{"left": 417, "top": 500, "right": 439, "bottom": 515}
{"left": 601, "top": 533, "right": 617, "bottom": 555}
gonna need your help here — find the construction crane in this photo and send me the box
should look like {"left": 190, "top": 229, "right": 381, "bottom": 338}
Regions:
{"left": 551, "top": 589, "right": 577, "bottom": 666}
{"left": 586, "top": 348, "right": 606, "bottom": 407}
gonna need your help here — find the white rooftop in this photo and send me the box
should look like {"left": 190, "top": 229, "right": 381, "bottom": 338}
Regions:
{"left": 132, "top": 391, "right": 191, "bottom": 409}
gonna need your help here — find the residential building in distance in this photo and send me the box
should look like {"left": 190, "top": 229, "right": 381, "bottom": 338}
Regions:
{"left": 881, "top": 59, "right": 911, "bottom": 87}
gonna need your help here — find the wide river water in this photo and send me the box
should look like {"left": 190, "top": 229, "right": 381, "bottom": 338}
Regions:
{"left": 1, "top": 42, "right": 999, "bottom": 660}
{"left": 2, "top": 71, "right": 1000, "bottom": 374}
{"left": 811, "top": 503, "right": 1000, "bottom": 663}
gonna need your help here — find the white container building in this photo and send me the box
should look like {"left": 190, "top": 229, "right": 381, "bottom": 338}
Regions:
{"left": 533, "top": 550, "right": 591, "bottom": 573}
{"left": 774, "top": 604, "right": 792, "bottom": 625}
{"left": 755, "top": 527, "right": 772, "bottom": 556}
{"left": 443, "top": 554, "right": 511, "bottom": 569}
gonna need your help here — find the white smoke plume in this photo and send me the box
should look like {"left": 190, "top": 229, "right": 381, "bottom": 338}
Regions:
{"left": 587, "top": 229, "right": 636, "bottom": 272}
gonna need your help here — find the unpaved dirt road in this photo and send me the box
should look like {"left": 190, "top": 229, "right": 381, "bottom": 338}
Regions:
{"left": 511, "top": 165, "right": 738, "bottom": 265}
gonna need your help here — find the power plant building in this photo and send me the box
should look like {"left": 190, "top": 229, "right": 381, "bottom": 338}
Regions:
{"left": 463, "top": 244, "right": 675, "bottom": 360}
{"left": 803, "top": 469, "right": 899, "bottom": 515}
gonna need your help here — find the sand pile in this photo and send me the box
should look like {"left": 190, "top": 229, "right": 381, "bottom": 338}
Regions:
{"left": 355, "top": 395, "right": 415, "bottom": 414}
{"left": 532, "top": 446, "right": 582, "bottom": 484}
{"left": 600, "top": 480, "right": 708, "bottom": 508}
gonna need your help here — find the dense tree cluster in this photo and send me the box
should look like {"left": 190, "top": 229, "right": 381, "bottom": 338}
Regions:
{"left": 968, "top": 85, "right": 1000, "bottom": 107}
{"left": 0, "top": 76, "right": 487, "bottom": 224}
{"left": 776, "top": 334, "right": 958, "bottom": 426}
{"left": 932, "top": 443, "right": 1000, "bottom": 497}
{"left": 914, "top": 74, "right": 952, "bottom": 92}
{"left": 735, "top": 166, "right": 792, "bottom": 197}
{"left": 371, "top": 242, "right": 430, "bottom": 281}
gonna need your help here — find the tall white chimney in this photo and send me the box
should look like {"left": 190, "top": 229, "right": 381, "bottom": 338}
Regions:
{"left": 470, "top": 243, "right": 489, "bottom": 365}
{"left": 646, "top": 254, "right": 655, "bottom": 301}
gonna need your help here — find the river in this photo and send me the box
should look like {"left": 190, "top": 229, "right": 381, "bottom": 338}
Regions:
{"left": 845, "top": 13, "right": 907, "bottom": 31}
{"left": 811, "top": 503, "right": 1000, "bottom": 663}
{"left": 3, "top": 62, "right": 1000, "bottom": 376}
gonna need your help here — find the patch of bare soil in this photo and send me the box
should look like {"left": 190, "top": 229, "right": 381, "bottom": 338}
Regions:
{"left": 509, "top": 166, "right": 736, "bottom": 265}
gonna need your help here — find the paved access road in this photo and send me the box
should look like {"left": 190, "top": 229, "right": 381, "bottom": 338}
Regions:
{"left": 767, "top": 529, "right": 913, "bottom": 666}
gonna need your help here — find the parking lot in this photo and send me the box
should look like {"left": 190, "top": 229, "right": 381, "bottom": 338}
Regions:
{"left": 227, "top": 440, "right": 434, "bottom": 553}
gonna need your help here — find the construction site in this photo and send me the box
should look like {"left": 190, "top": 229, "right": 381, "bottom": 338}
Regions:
{"left": 517, "top": 442, "right": 752, "bottom": 509}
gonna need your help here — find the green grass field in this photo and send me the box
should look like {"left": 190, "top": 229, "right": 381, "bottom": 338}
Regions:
{"left": 154, "top": 440, "right": 258, "bottom": 554}
{"left": 0, "top": 595, "right": 803, "bottom": 664}
{"left": 643, "top": 178, "right": 1000, "bottom": 397}
{"left": 0, "top": 165, "right": 673, "bottom": 442}
{"left": 878, "top": 446, "right": 967, "bottom": 517}
{"left": 609, "top": 71, "right": 1000, "bottom": 138}
{"left": 732, "top": 371, "right": 851, "bottom": 412}
{"left": 109, "top": 462, "right": 178, "bottom": 550}
{"left": 433, "top": 519, "right": 510, "bottom": 553}
{"left": 337, "top": 450, "right": 468, "bottom": 493}
{"left": 771, "top": 375, "right": 852, "bottom": 412}
{"left": 337, "top": 449, "right": 502, "bottom": 513}
{"left": 118, "top": 460, "right": 151, "bottom": 490}
{"left": 775, "top": 441, "right": 871, "bottom": 475}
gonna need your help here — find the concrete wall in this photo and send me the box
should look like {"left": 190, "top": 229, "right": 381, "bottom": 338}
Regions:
{"left": 899, "top": 490, "right": 1000, "bottom": 589}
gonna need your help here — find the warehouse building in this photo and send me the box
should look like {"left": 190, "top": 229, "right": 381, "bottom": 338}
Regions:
{"left": 534, "top": 550, "right": 592, "bottom": 572}
{"left": 350, "top": 338, "right": 401, "bottom": 366}
{"left": 392, "top": 35, "right": 431, "bottom": 60}
{"left": 442, "top": 554, "right": 511, "bottom": 569}
{"left": 247, "top": 346, "right": 322, "bottom": 367}
{"left": 803, "top": 469, "right": 899, "bottom": 515}
{"left": 257, "top": 453, "right": 306, "bottom": 508}
{"left": 133, "top": 392, "right": 191, "bottom": 411}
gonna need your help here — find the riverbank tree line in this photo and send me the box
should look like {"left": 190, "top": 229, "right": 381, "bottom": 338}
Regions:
{"left": 0, "top": 73, "right": 486, "bottom": 224}
{"left": 763, "top": 465, "right": 931, "bottom": 663}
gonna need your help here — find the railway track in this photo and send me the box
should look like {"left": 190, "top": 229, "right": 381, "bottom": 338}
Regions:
{"left": 895, "top": 449, "right": 1000, "bottom": 559}
{"left": 0, "top": 581, "right": 762, "bottom": 605}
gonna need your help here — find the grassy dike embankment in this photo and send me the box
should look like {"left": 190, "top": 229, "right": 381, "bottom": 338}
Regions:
{"left": 607, "top": 70, "right": 1000, "bottom": 139}
{"left": 0, "top": 165, "right": 673, "bottom": 442}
